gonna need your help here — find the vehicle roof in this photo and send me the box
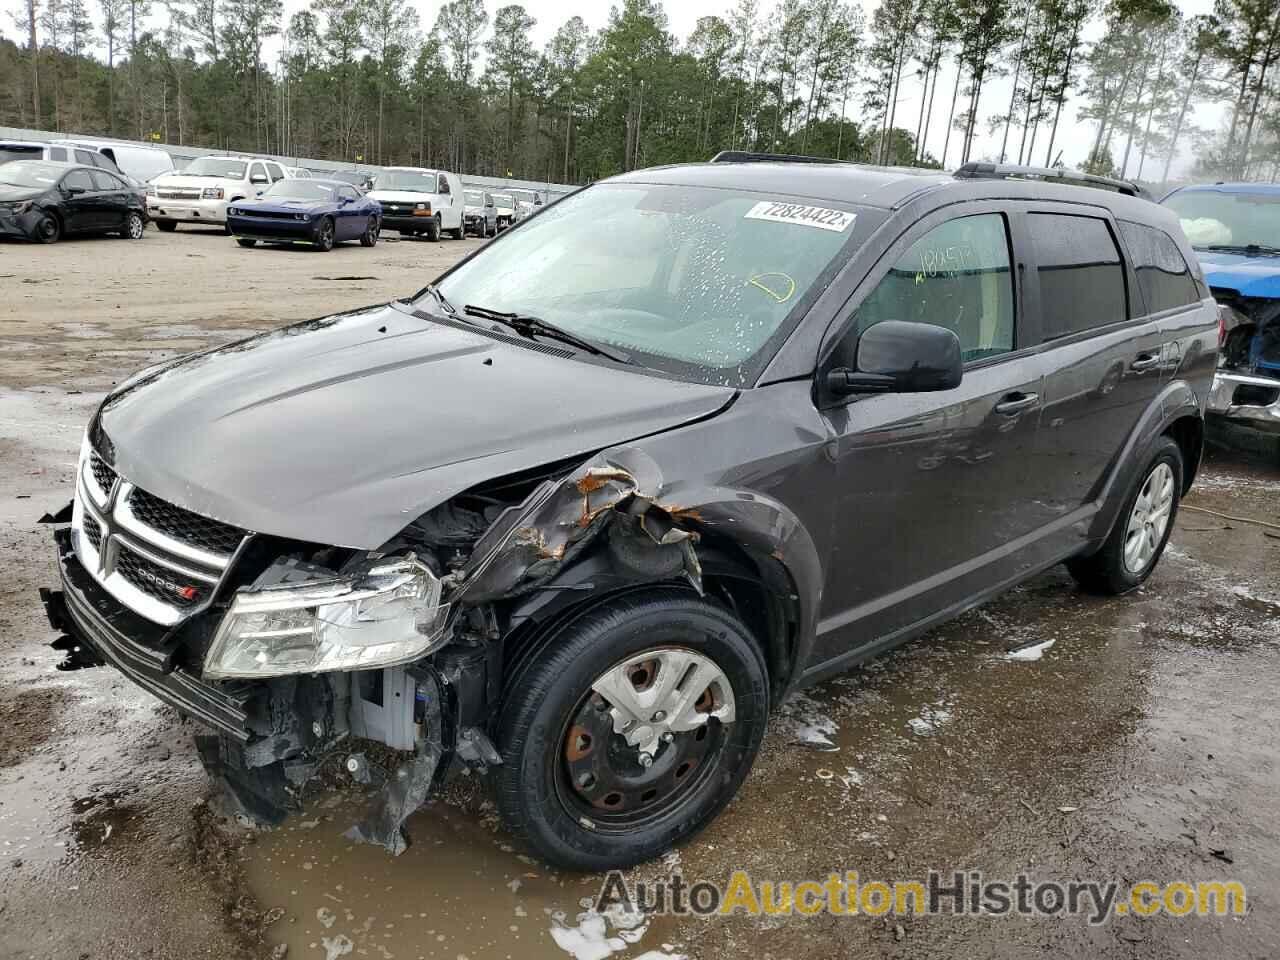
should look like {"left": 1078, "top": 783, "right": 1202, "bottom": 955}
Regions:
{"left": 54, "top": 137, "right": 167, "bottom": 152}
{"left": 610, "top": 160, "right": 1174, "bottom": 226}
{"left": 1167, "top": 182, "right": 1280, "bottom": 195}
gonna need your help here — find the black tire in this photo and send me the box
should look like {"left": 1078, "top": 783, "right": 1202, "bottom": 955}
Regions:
{"left": 1067, "top": 436, "right": 1183, "bottom": 595}
{"left": 223, "top": 221, "right": 234, "bottom": 236}
{"left": 155, "top": 219, "right": 177, "bottom": 232}
{"left": 360, "top": 216, "right": 379, "bottom": 247}
{"left": 33, "top": 213, "right": 61, "bottom": 243}
{"left": 494, "top": 588, "right": 769, "bottom": 871}
{"left": 236, "top": 238, "right": 257, "bottom": 248}
{"left": 313, "top": 216, "right": 335, "bottom": 252}
{"left": 486, "top": 221, "right": 496, "bottom": 238}
{"left": 122, "top": 210, "right": 146, "bottom": 239}
{"left": 426, "top": 217, "right": 441, "bottom": 242}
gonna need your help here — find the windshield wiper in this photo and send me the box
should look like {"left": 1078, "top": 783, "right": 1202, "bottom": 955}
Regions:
{"left": 462, "top": 304, "right": 634, "bottom": 365}
{"left": 411, "top": 283, "right": 460, "bottom": 317}
{"left": 1204, "top": 243, "right": 1280, "bottom": 257}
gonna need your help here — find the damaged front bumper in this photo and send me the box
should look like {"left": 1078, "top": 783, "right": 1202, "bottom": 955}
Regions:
{"left": 1207, "top": 370, "right": 1280, "bottom": 434}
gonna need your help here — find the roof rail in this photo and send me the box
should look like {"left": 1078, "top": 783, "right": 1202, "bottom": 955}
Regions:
{"left": 953, "top": 162, "right": 1149, "bottom": 199}
{"left": 710, "top": 150, "right": 848, "bottom": 165}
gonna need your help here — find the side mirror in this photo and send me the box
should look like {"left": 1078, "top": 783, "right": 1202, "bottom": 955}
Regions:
{"left": 250, "top": 174, "right": 268, "bottom": 184}
{"left": 826, "top": 321, "right": 963, "bottom": 398}
{"left": 66, "top": 185, "right": 86, "bottom": 195}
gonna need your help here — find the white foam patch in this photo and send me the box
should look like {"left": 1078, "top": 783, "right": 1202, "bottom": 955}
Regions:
{"left": 1003, "top": 638, "right": 1057, "bottom": 662}
{"left": 778, "top": 691, "right": 840, "bottom": 750}
{"left": 906, "top": 703, "right": 953, "bottom": 735}
{"left": 549, "top": 905, "right": 651, "bottom": 960}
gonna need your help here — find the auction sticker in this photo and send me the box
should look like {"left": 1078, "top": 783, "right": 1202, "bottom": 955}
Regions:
{"left": 745, "top": 201, "right": 855, "bottom": 232}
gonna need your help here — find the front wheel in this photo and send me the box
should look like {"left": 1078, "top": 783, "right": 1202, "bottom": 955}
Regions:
{"left": 33, "top": 213, "right": 61, "bottom": 243}
{"left": 122, "top": 211, "right": 145, "bottom": 239}
{"left": 426, "top": 217, "right": 441, "bottom": 242}
{"left": 313, "top": 216, "right": 335, "bottom": 252}
{"left": 1067, "top": 436, "right": 1182, "bottom": 594}
{"left": 494, "top": 589, "right": 769, "bottom": 871}
{"left": 236, "top": 238, "right": 257, "bottom": 248}
{"left": 360, "top": 216, "right": 379, "bottom": 247}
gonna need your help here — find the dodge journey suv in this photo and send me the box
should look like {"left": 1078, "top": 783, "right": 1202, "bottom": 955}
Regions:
{"left": 42, "top": 155, "right": 1217, "bottom": 870}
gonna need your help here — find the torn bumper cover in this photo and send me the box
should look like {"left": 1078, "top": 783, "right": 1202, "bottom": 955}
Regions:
{"left": 1207, "top": 370, "right": 1280, "bottom": 434}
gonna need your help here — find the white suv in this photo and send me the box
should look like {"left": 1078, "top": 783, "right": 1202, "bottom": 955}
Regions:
{"left": 367, "top": 167, "right": 465, "bottom": 241}
{"left": 148, "top": 156, "right": 288, "bottom": 232}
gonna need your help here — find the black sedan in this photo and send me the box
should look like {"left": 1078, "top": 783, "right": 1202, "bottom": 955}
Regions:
{"left": 0, "top": 160, "right": 148, "bottom": 243}
{"left": 227, "top": 179, "right": 381, "bottom": 252}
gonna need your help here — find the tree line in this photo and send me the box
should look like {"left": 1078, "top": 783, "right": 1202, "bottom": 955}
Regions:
{"left": 2, "top": 0, "right": 1278, "bottom": 185}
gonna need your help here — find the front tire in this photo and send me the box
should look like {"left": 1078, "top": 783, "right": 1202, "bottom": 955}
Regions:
{"left": 426, "top": 217, "right": 441, "bottom": 242}
{"left": 1067, "top": 436, "right": 1182, "bottom": 594}
{"left": 313, "top": 216, "right": 335, "bottom": 252}
{"left": 33, "top": 213, "right": 61, "bottom": 243}
{"left": 494, "top": 589, "right": 769, "bottom": 871}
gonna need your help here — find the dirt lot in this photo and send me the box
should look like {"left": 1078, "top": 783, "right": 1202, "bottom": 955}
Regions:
{"left": 2, "top": 226, "right": 1279, "bottom": 960}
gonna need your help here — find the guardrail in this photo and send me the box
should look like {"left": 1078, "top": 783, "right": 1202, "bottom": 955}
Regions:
{"left": 0, "top": 126, "right": 579, "bottom": 200}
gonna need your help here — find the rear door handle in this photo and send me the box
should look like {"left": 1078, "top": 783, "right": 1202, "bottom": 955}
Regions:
{"left": 1131, "top": 354, "right": 1160, "bottom": 371}
{"left": 995, "top": 392, "right": 1039, "bottom": 415}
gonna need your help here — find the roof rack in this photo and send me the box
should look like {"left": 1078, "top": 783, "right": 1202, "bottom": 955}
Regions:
{"left": 710, "top": 150, "right": 848, "bottom": 165}
{"left": 953, "top": 162, "right": 1149, "bottom": 199}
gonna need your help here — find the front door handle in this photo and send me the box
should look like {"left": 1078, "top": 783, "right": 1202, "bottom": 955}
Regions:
{"left": 995, "top": 392, "right": 1039, "bottom": 416}
{"left": 1131, "top": 353, "right": 1160, "bottom": 371}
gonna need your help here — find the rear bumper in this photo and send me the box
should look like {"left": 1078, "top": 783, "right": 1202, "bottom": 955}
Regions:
{"left": 1207, "top": 371, "right": 1280, "bottom": 434}
{"left": 44, "top": 525, "right": 252, "bottom": 741}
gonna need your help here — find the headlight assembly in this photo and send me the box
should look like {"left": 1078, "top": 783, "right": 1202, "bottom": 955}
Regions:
{"left": 201, "top": 187, "right": 225, "bottom": 200}
{"left": 203, "top": 556, "right": 450, "bottom": 679}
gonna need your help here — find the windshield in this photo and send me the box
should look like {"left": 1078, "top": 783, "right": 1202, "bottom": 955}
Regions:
{"left": 0, "top": 161, "right": 63, "bottom": 188}
{"left": 464, "top": 190, "right": 484, "bottom": 205}
{"left": 426, "top": 182, "right": 862, "bottom": 385}
{"left": 376, "top": 169, "right": 438, "bottom": 191}
{"left": 266, "top": 180, "right": 340, "bottom": 201}
{"left": 1164, "top": 189, "right": 1280, "bottom": 250}
{"left": 183, "top": 157, "right": 246, "bottom": 179}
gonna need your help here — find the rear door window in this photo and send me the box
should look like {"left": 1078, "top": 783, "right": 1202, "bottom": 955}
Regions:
{"left": 266, "top": 162, "right": 285, "bottom": 182}
{"left": 48, "top": 146, "right": 67, "bottom": 161}
{"left": 63, "top": 169, "right": 95, "bottom": 192}
{"left": 1029, "top": 213, "right": 1128, "bottom": 338}
{"left": 1118, "top": 221, "right": 1200, "bottom": 313}
{"left": 854, "top": 213, "right": 1016, "bottom": 362}
{"left": 89, "top": 170, "right": 121, "bottom": 191}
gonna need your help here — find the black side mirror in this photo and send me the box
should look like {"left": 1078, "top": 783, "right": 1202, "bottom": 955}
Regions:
{"left": 826, "top": 320, "right": 963, "bottom": 397}
{"left": 66, "top": 185, "right": 86, "bottom": 195}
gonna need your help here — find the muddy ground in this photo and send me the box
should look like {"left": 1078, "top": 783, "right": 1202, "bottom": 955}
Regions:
{"left": 2, "top": 227, "right": 1278, "bottom": 960}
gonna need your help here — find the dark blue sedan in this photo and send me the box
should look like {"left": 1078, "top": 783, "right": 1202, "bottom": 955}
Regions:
{"left": 227, "top": 178, "right": 381, "bottom": 251}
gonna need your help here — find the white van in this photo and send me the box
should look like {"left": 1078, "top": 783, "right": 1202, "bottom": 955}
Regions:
{"left": 0, "top": 139, "right": 128, "bottom": 176}
{"left": 366, "top": 167, "right": 465, "bottom": 241}
{"left": 52, "top": 139, "right": 174, "bottom": 184}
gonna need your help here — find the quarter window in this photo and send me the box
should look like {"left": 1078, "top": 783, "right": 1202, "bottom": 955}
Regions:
{"left": 48, "top": 146, "right": 67, "bottom": 161}
{"left": 1118, "top": 220, "right": 1200, "bottom": 313}
{"left": 1030, "top": 214, "right": 1127, "bottom": 338}
{"left": 854, "top": 213, "right": 1015, "bottom": 362}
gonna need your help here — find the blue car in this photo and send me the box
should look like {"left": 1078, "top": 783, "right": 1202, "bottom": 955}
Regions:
{"left": 227, "top": 178, "right": 381, "bottom": 252}
{"left": 1162, "top": 183, "right": 1280, "bottom": 439}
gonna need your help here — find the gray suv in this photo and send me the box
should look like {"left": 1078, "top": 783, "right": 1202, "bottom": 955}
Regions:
{"left": 41, "top": 155, "right": 1217, "bottom": 870}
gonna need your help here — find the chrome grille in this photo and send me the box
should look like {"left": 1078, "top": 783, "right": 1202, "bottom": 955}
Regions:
{"left": 89, "top": 452, "right": 116, "bottom": 494}
{"left": 72, "top": 448, "right": 252, "bottom": 625}
{"left": 127, "top": 488, "right": 246, "bottom": 556}
{"left": 158, "top": 188, "right": 201, "bottom": 200}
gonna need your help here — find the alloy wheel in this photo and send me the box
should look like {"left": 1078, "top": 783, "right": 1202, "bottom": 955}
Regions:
{"left": 127, "top": 213, "right": 144, "bottom": 239}
{"left": 1123, "top": 461, "right": 1175, "bottom": 574}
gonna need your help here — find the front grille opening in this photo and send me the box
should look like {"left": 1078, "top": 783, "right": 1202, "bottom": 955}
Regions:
{"left": 83, "top": 513, "right": 103, "bottom": 551}
{"left": 127, "top": 488, "right": 247, "bottom": 555}
{"left": 115, "top": 547, "right": 204, "bottom": 608}
{"left": 89, "top": 453, "right": 116, "bottom": 495}
{"left": 1233, "top": 383, "right": 1280, "bottom": 407}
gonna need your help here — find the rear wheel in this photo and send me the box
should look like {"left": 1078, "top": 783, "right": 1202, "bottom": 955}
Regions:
{"left": 236, "top": 238, "right": 257, "bottom": 248}
{"left": 449, "top": 223, "right": 464, "bottom": 240}
{"left": 122, "top": 211, "right": 145, "bottom": 239}
{"left": 155, "top": 219, "right": 177, "bottom": 232}
{"left": 1067, "top": 436, "right": 1182, "bottom": 594}
{"left": 313, "top": 216, "right": 335, "bottom": 252}
{"left": 494, "top": 589, "right": 769, "bottom": 871}
{"left": 360, "top": 216, "right": 379, "bottom": 247}
{"left": 33, "top": 213, "right": 61, "bottom": 243}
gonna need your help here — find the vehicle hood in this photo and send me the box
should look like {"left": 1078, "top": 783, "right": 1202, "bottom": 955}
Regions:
{"left": 0, "top": 184, "right": 44, "bottom": 202}
{"left": 367, "top": 189, "right": 436, "bottom": 203}
{"left": 232, "top": 197, "right": 330, "bottom": 213}
{"left": 1195, "top": 250, "right": 1280, "bottom": 299}
{"left": 153, "top": 173, "right": 238, "bottom": 190}
{"left": 92, "top": 302, "right": 736, "bottom": 549}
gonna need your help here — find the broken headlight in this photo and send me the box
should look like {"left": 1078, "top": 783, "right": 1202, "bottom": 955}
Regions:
{"left": 203, "top": 557, "right": 449, "bottom": 679}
